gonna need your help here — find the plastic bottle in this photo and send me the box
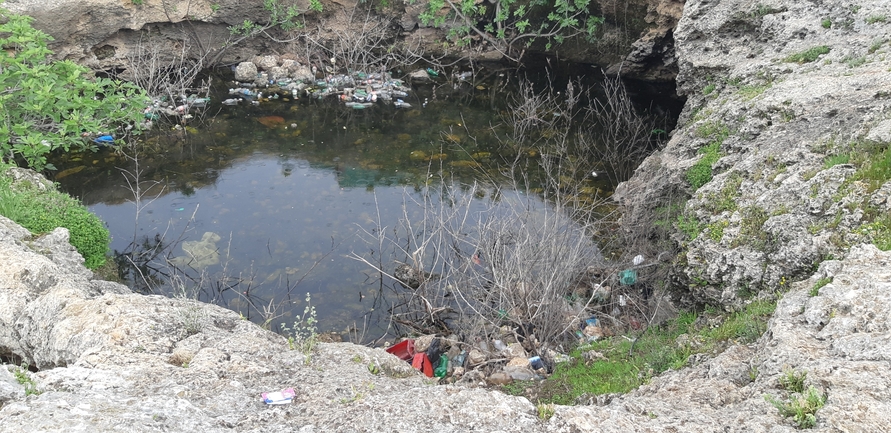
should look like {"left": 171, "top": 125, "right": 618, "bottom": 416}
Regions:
{"left": 434, "top": 355, "right": 448, "bottom": 378}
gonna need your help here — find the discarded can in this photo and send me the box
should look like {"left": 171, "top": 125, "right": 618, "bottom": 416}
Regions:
{"left": 529, "top": 356, "right": 545, "bottom": 370}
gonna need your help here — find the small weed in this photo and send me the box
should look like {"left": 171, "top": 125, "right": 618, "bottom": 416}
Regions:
{"left": 748, "top": 364, "right": 760, "bottom": 382}
{"left": 676, "top": 214, "right": 704, "bottom": 241}
{"left": 707, "top": 220, "right": 729, "bottom": 242}
{"left": 852, "top": 144, "right": 891, "bottom": 192}
{"left": 810, "top": 277, "right": 832, "bottom": 296}
{"left": 866, "top": 14, "right": 887, "bottom": 24}
{"left": 765, "top": 385, "right": 826, "bottom": 429}
{"left": 282, "top": 293, "right": 319, "bottom": 364}
{"left": 131, "top": 0, "right": 144, "bottom": 5}
{"left": 738, "top": 83, "right": 773, "bottom": 99}
{"left": 779, "top": 368, "right": 808, "bottom": 393}
{"left": 351, "top": 354, "right": 363, "bottom": 363}
{"left": 703, "top": 83, "right": 717, "bottom": 95}
{"left": 844, "top": 55, "right": 867, "bottom": 68}
{"left": 784, "top": 46, "right": 831, "bottom": 64}
{"left": 856, "top": 214, "right": 891, "bottom": 250}
{"left": 824, "top": 153, "right": 850, "bottom": 168}
{"left": 705, "top": 173, "right": 742, "bottom": 214}
{"left": 821, "top": 18, "right": 832, "bottom": 29}
{"left": 0, "top": 168, "right": 110, "bottom": 269}
{"left": 12, "top": 364, "right": 40, "bottom": 396}
{"left": 734, "top": 206, "right": 771, "bottom": 249}
{"left": 536, "top": 402, "right": 556, "bottom": 420}
{"left": 696, "top": 121, "right": 731, "bottom": 140}
{"left": 210, "top": 3, "right": 220, "bottom": 12}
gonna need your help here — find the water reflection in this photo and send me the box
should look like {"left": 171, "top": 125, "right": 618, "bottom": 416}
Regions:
{"left": 52, "top": 69, "right": 675, "bottom": 339}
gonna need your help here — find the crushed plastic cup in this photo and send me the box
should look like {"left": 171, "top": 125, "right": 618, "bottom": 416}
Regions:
{"left": 262, "top": 388, "right": 296, "bottom": 405}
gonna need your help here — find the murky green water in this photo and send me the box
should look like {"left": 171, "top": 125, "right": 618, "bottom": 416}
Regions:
{"left": 52, "top": 67, "right": 674, "bottom": 339}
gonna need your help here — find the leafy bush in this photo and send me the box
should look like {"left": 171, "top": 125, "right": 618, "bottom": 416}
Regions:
{"left": 419, "top": 0, "right": 604, "bottom": 60}
{"left": 0, "top": 6, "right": 146, "bottom": 170}
{"left": 0, "top": 167, "right": 110, "bottom": 269}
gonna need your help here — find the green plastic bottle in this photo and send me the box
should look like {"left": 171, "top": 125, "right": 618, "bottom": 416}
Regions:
{"left": 434, "top": 355, "right": 448, "bottom": 378}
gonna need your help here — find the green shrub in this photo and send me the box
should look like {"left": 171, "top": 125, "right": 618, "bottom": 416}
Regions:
{"left": 0, "top": 168, "right": 109, "bottom": 269}
{"left": 765, "top": 385, "right": 826, "bottom": 429}
{"left": 784, "top": 46, "right": 831, "bottom": 63}
{"left": 0, "top": 6, "right": 146, "bottom": 170}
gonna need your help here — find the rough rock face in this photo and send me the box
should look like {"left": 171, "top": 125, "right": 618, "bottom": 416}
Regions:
{"left": 615, "top": 0, "right": 891, "bottom": 309}
{"left": 2, "top": 213, "right": 890, "bottom": 431}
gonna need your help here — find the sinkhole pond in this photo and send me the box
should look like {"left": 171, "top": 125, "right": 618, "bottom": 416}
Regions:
{"left": 52, "top": 65, "right": 678, "bottom": 342}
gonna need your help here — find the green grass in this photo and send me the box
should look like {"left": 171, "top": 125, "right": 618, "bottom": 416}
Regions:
{"left": 687, "top": 142, "right": 723, "bottom": 189}
{"left": 676, "top": 214, "right": 703, "bottom": 241}
{"left": 686, "top": 122, "right": 730, "bottom": 190}
{"left": 733, "top": 206, "right": 771, "bottom": 249}
{"left": 707, "top": 220, "right": 728, "bottom": 242}
{"left": 866, "top": 14, "right": 887, "bottom": 24}
{"left": 852, "top": 144, "right": 891, "bottom": 192}
{"left": 824, "top": 153, "right": 850, "bottom": 168}
{"left": 810, "top": 277, "right": 832, "bottom": 296}
{"left": 779, "top": 368, "right": 808, "bottom": 393}
{"left": 857, "top": 213, "right": 891, "bottom": 251}
{"left": 706, "top": 173, "right": 743, "bottom": 214}
{"left": 0, "top": 166, "right": 110, "bottom": 269}
{"left": 534, "top": 301, "right": 776, "bottom": 404}
{"left": 821, "top": 18, "right": 832, "bottom": 29}
{"left": 784, "top": 46, "right": 831, "bottom": 63}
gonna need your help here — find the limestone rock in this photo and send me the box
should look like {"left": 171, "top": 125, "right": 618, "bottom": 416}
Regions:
{"left": 254, "top": 55, "right": 279, "bottom": 70}
{"left": 234, "top": 61, "right": 258, "bottom": 82}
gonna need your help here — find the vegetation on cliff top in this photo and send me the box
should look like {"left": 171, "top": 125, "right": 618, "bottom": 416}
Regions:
{"left": 0, "top": 5, "right": 147, "bottom": 171}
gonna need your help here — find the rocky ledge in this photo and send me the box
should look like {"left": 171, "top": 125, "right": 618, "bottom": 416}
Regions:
{"left": 2, "top": 215, "right": 890, "bottom": 431}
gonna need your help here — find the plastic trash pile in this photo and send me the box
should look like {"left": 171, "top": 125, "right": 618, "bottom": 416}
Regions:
{"left": 142, "top": 92, "right": 211, "bottom": 124}
{"left": 225, "top": 70, "right": 414, "bottom": 110}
